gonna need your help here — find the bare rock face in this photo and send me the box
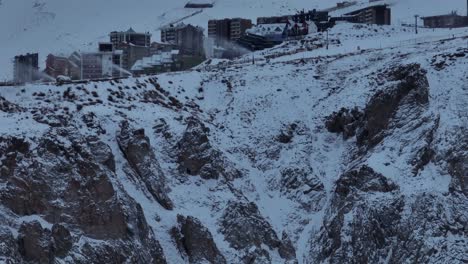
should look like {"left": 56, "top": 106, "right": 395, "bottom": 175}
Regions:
{"left": 117, "top": 120, "right": 173, "bottom": 210}
{"left": 0, "top": 226, "right": 22, "bottom": 263}
{"left": 0, "top": 131, "right": 167, "bottom": 263}
{"left": 278, "top": 231, "right": 297, "bottom": 261}
{"left": 326, "top": 63, "right": 429, "bottom": 149}
{"left": 312, "top": 166, "right": 400, "bottom": 263}
{"left": 176, "top": 117, "right": 241, "bottom": 180}
{"left": 220, "top": 201, "right": 296, "bottom": 263}
{"left": 334, "top": 165, "right": 398, "bottom": 202}
{"left": 172, "top": 215, "right": 226, "bottom": 264}
{"left": 445, "top": 130, "right": 468, "bottom": 195}
{"left": 325, "top": 107, "right": 363, "bottom": 140}
{"left": 51, "top": 224, "right": 73, "bottom": 257}
{"left": 311, "top": 165, "right": 468, "bottom": 263}
{"left": 279, "top": 166, "right": 325, "bottom": 212}
{"left": 17, "top": 221, "right": 52, "bottom": 263}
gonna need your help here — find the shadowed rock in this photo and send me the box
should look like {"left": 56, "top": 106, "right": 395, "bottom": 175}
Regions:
{"left": 0, "top": 131, "right": 167, "bottom": 263}
{"left": 17, "top": 221, "right": 52, "bottom": 263}
{"left": 176, "top": 117, "right": 241, "bottom": 180}
{"left": 220, "top": 201, "right": 296, "bottom": 262}
{"left": 0, "top": 226, "right": 22, "bottom": 262}
{"left": 172, "top": 215, "right": 226, "bottom": 264}
{"left": 325, "top": 63, "right": 430, "bottom": 149}
{"left": 117, "top": 121, "right": 173, "bottom": 210}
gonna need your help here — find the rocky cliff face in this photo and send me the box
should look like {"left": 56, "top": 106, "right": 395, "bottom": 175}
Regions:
{"left": 0, "top": 129, "right": 167, "bottom": 263}
{"left": 0, "top": 30, "right": 466, "bottom": 263}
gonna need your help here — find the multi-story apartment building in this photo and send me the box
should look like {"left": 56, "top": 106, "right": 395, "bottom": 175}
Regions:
{"left": 161, "top": 23, "right": 204, "bottom": 56}
{"left": 208, "top": 18, "right": 231, "bottom": 46}
{"left": 230, "top": 18, "right": 253, "bottom": 41}
{"left": 45, "top": 54, "right": 71, "bottom": 78}
{"left": 110, "top": 28, "right": 151, "bottom": 47}
{"left": 422, "top": 12, "right": 468, "bottom": 28}
{"left": 13, "top": 53, "right": 39, "bottom": 83}
{"left": 343, "top": 5, "right": 391, "bottom": 25}
{"left": 80, "top": 47, "right": 125, "bottom": 80}
{"left": 208, "top": 18, "right": 252, "bottom": 46}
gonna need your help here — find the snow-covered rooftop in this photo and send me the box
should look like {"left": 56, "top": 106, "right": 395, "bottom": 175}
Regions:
{"left": 131, "top": 51, "right": 177, "bottom": 71}
{"left": 247, "top": 24, "right": 287, "bottom": 36}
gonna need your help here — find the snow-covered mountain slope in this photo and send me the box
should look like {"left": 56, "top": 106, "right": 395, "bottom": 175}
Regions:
{"left": 0, "top": 22, "right": 467, "bottom": 263}
{"left": 1, "top": 0, "right": 467, "bottom": 80}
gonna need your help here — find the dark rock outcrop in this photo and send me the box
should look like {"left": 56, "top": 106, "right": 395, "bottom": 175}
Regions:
{"left": 325, "top": 63, "right": 429, "bottom": 149}
{"left": 278, "top": 231, "right": 297, "bottom": 260}
{"left": 0, "top": 226, "right": 22, "bottom": 263}
{"left": 334, "top": 165, "right": 398, "bottom": 202}
{"left": 311, "top": 165, "right": 467, "bottom": 263}
{"left": 325, "top": 107, "right": 363, "bottom": 139}
{"left": 312, "top": 166, "right": 401, "bottom": 263}
{"left": 445, "top": 130, "right": 468, "bottom": 195}
{"left": 0, "top": 96, "right": 23, "bottom": 113}
{"left": 172, "top": 215, "right": 226, "bottom": 264}
{"left": 176, "top": 117, "right": 241, "bottom": 180}
{"left": 278, "top": 166, "right": 325, "bottom": 212}
{"left": 51, "top": 224, "right": 73, "bottom": 257}
{"left": 117, "top": 121, "right": 173, "bottom": 210}
{"left": 0, "top": 131, "right": 167, "bottom": 263}
{"left": 220, "top": 201, "right": 296, "bottom": 262}
{"left": 17, "top": 221, "right": 52, "bottom": 263}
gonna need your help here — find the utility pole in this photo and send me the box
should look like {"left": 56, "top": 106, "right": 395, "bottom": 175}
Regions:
{"left": 414, "top": 15, "right": 419, "bottom": 34}
{"left": 326, "top": 29, "right": 329, "bottom": 50}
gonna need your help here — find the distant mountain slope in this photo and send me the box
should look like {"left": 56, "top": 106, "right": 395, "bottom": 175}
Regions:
{"left": 0, "top": 0, "right": 466, "bottom": 80}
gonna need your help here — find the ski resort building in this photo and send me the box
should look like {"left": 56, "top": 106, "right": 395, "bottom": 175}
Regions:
{"left": 131, "top": 50, "right": 182, "bottom": 75}
{"left": 80, "top": 49, "right": 125, "bottom": 80}
{"left": 161, "top": 23, "right": 205, "bottom": 56}
{"left": 422, "top": 12, "right": 468, "bottom": 28}
{"left": 45, "top": 54, "right": 81, "bottom": 80}
{"left": 110, "top": 28, "right": 151, "bottom": 47}
{"left": 208, "top": 19, "right": 231, "bottom": 47}
{"left": 208, "top": 18, "right": 253, "bottom": 47}
{"left": 13, "top": 53, "right": 39, "bottom": 83}
{"left": 341, "top": 5, "right": 391, "bottom": 25}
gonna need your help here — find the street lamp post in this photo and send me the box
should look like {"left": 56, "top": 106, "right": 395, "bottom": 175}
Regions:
{"left": 415, "top": 15, "right": 419, "bottom": 34}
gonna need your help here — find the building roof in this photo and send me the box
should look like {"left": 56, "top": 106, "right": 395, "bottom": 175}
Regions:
{"left": 246, "top": 23, "right": 287, "bottom": 36}
{"left": 161, "top": 22, "right": 204, "bottom": 32}
{"left": 131, "top": 51, "right": 178, "bottom": 71}
{"left": 110, "top": 28, "right": 151, "bottom": 36}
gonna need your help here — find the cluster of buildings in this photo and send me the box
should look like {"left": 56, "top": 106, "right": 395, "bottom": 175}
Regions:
{"left": 10, "top": 0, "right": 468, "bottom": 84}
{"left": 12, "top": 27, "right": 206, "bottom": 84}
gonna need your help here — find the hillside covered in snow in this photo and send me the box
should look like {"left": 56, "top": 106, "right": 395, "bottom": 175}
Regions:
{"left": 0, "top": 7, "right": 467, "bottom": 261}
{"left": 1, "top": 0, "right": 467, "bottom": 80}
